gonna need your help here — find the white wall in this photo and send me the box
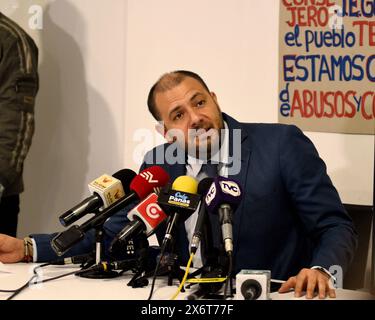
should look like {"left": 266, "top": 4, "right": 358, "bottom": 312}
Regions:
{"left": 5, "top": 0, "right": 128, "bottom": 236}
{"left": 124, "top": 0, "right": 281, "bottom": 170}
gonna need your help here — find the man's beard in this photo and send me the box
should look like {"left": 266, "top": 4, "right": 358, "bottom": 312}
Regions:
{"left": 187, "top": 127, "right": 221, "bottom": 161}
{"left": 164, "top": 106, "right": 224, "bottom": 161}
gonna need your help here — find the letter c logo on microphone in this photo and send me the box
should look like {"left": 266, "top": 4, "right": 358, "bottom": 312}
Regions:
{"left": 146, "top": 203, "right": 162, "bottom": 219}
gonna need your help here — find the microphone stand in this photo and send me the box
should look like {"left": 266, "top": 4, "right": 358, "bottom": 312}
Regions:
{"left": 77, "top": 231, "right": 154, "bottom": 283}
{"left": 161, "top": 215, "right": 189, "bottom": 287}
{"left": 165, "top": 237, "right": 186, "bottom": 287}
{"left": 77, "top": 225, "right": 119, "bottom": 279}
{"left": 126, "top": 234, "right": 153, "bottom": 288}
{"left": 186, "top": 260, "right": 229, "bottom": 300}
{"left": 134, "top": 232, "right": 186, "bottom": 288}
{"left": 187, "top": 212, "right": 233, "bottom": 299}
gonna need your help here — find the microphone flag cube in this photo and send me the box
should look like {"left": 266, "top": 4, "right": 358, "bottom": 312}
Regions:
{"left": 88, "top": 174, "right": 125, "bottom": 208}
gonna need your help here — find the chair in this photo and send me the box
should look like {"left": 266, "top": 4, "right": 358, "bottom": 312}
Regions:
{"left": 343, "top": 204, "right": 373, "bottom": 290}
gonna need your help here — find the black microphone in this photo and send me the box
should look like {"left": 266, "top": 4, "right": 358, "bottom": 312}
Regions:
{"left": 59, "top": 169, "right": 136, "bottom": 227}
{"left": 49, "top": 253, "right": 93, "bottom": 265}
{"left": 157, "top": 176, "right": 201, "bottom": 251}
{"left": 89, "top": 259, "right": 139, "bottom": 272}
{"left": 190, "top": 178, "right": 214, "bottom": 254}
{"left": 51, "top": 166, "right": 170, "bottom": 256}
{"left": 240, "top": 279, "right": 263, "bottom": 300}
{"left": 205, "top": 177, "right": 243, "bottom": 255}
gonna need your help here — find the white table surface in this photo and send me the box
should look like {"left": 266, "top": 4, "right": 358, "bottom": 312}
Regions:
{"left": 1, "top": 263, "right": 374, "bottom": 300}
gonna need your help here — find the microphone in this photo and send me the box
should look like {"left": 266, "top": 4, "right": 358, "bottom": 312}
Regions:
{"left": 49, "top": 253, "right": 93, "bottom": 265}
{"left": 109, "top": 192, "right": 168, "bottom": 253}
{"left": 59, "top": 169, "right": 137, "bottom": 227}
{"left": 157, "top": 176, "right": 200, "bottom": 251}
{"left": 51, "top": 166, "right": 170, "bottom": 256}
{"left": 89, "top": 259, "right": 139, "bottom": 272}
{"left": 205, "top": 177, "right": 243, "bottom": 255}
{"left": 190, "top": 177, "right": 214, "bottom": 254}
{"left": 240, "top": 279, "right": 262, "bottom": 300}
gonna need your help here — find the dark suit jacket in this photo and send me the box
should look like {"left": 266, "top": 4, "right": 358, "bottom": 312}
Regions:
{"left": 32, "top": 113, "right": 357, "bottom": 280}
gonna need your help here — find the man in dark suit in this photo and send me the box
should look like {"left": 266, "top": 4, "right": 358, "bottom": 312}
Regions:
{"left": 0, "top": 70, "right": 357, "bottom": 299}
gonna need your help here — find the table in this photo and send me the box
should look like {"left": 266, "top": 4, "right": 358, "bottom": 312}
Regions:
{"left": 1, "top": 263, "right": 374, "bottom": 300}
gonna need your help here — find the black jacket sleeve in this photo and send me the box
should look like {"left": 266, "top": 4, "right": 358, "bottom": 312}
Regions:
{"left": 0, "top": 15, "right": 39, "bottom": 196}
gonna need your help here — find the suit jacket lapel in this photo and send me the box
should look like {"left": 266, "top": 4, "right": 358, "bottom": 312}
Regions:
{"left": 222, "top": 113, "right": 252, "bottom": 251}
{"left": 157, "top": 114, "right": 252, "bottom": 264}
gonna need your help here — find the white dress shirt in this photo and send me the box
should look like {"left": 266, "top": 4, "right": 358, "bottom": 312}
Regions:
{"left": 184, "top": 121, "right": 230, "bottom": 267}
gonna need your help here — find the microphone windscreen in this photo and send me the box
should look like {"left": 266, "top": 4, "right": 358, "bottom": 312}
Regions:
{"left": 205, "top": 176, "right": 243, "bottom": 214}
{"left": 172, "top": 176, "right": 198, "bottom": 194}
{"left": 127, "top": 193, "right": 167, "bottom": 235}
{"left": 198, "top": 177, "right": 214, "bottom": 196}
{"left": 130, "top": 166, "right": 170, "bottom": 199}
{"left": 112, "top": 169, "right": 137, "bottom": 194}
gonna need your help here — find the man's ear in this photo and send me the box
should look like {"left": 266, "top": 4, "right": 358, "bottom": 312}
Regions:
{"left": 211, "top": 91, "right": 218, "bottom": 104}
{"left": 155, "top": 122, "right": 173, "bottom": 143}
{"left": 155, "top": 122, "right": 165, "bottom": 137}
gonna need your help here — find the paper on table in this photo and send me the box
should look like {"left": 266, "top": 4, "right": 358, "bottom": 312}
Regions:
{"left": 0, "top": 262, "right": 13, "bottom": 274}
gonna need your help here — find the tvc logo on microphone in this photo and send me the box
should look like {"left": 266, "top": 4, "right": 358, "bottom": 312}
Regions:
{"left": 219, "top": 181, "right": 241, "bottom": 197}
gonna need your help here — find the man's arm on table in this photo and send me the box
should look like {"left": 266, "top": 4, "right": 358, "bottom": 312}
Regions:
{"left": 277, "top": 125, "right": 358, "bottom": 298}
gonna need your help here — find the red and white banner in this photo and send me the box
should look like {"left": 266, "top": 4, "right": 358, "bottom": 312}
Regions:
{"left": 279, "top": 0, "right": 374, "bottom": 134}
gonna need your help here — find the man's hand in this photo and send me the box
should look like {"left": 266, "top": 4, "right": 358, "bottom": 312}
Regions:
{"left": 0, "top": 234, "right": 24, "bottom": 263}
{"left": 278, "top": 268, "right": 336, "bottom": 299}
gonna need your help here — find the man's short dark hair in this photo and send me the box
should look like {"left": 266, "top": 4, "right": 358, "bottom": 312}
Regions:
{"left": 147, "top": 70, "right": 211, "bottom": 121}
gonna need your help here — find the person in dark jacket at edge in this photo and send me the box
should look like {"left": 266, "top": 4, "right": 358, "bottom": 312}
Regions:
{"left": 0, "top": 12, "right": 39, "bottom": 237}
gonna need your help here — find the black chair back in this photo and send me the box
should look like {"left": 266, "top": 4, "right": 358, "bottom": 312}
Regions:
{"left": 343, "top": 204, "right": 373, "bottom": 290}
